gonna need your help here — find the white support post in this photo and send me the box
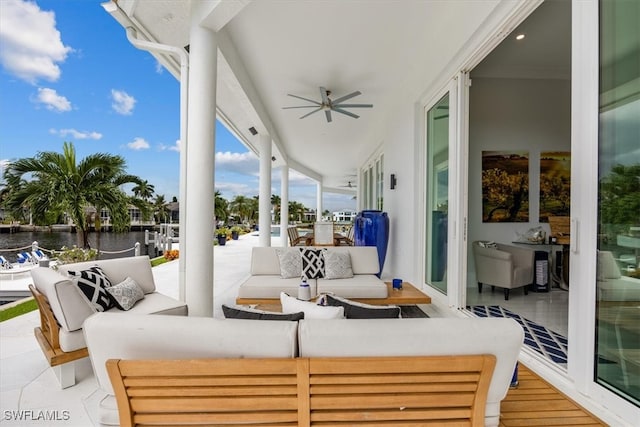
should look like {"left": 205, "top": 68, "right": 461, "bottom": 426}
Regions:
{"left": 184, "top": 13, "right": 217, "bottom": 317}
{"left": 280, "top": 165, "right": 289, "bottom": 247}
{"left": 259, "top": 135, "right": 272, "bottom": 247}
{"left": 316, "top": 182, "right": 323, "bottom": 222}
{"left": 53, "top": 363, "right": 75, "bottom": 389}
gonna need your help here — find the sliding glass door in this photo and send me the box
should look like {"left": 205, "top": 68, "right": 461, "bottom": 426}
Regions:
{"left": 425, "top": 94, "right": 450, "bottom": 294}
{"left": 595, "top": 0, "right": 640, "bottom": 406}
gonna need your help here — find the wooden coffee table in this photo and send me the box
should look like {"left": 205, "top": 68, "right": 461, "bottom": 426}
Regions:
{"left": 235, "top": 281, "right": 431, "bottom": 309}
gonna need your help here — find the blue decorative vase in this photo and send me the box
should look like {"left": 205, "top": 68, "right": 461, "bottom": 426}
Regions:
{"left": 354, "top": 210, "right": 389, "bottom": 277}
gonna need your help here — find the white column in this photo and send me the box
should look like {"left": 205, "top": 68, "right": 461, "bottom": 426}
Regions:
{"left": 259, "top": 135, "right": 272, "bottom": 247}
{"left": 184, "top": 19, "right": 217, "bottom": 317}
{"left": 316, "top": 182, "right": 323, "bottom": 222}
{"left": 280, "top": 165, "right": 289, "bottom": 247}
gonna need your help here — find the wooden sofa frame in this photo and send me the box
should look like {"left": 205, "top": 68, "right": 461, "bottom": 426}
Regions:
{"left": 106, "top": 354, "right": 496, "bottom": 427}
{"left": 28, "top": 284, "right": 89, "bottom": 388}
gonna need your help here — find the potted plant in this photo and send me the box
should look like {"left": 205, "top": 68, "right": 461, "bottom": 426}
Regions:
{"left": 230, "top": 226, "right": 242, "bottom": 240}
{"left": 216, "top": 227, "right": 229, "bottom": 246}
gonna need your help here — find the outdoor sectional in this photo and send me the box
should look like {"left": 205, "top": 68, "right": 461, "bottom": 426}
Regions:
{"left": 29, "top": 256, "right": 187, "bottom": 388}
{"left": 237, "top": 246, "right": 388, "bottom": 301}
{"left": 84, "top": 312, "right": 524, "bottom": 427}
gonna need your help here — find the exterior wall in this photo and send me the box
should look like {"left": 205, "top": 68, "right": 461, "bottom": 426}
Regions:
{"left": 379, "top": 102, "right": 417, "bottom": 282}
{"left": 467, "top": 77, "right": 571, "bottom": 272}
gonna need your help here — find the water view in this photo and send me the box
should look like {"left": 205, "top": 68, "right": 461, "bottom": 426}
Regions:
{"left": 0, "top": 230, "right": 153, "bottom": 262}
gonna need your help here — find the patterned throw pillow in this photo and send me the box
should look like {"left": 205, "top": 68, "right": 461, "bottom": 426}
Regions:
{"left": 222, "top": 304, "right": 304, "bottom": 321}
{"left": 300, "top": 248, "right": 326, "bottom": 279}
{"left": 68, "top": 266, "right": 115, "bottom": 312}
{"left": 479, "top": 241, "right": 498, "bottom": 249}
{"left": 106, "top": 277, "right": 145, "bottom": 311}
{"left": 276, "top": 248, "right": 302, "bottom": 278}
{"left": 321, "top": 294, "right": 401, "bottom": 319}
{"left": 323, "top": 251, "right": 354, "bottom": 279}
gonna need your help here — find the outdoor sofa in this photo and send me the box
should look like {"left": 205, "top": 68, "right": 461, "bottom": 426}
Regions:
{"left": 237, "top": 246, "right": 388, "bottom": 301}
{"left": 84, "top": 312, "right": 523, "bottom": 427}
{"left": 29, "top": 256, "right": 187, "bottom": 388}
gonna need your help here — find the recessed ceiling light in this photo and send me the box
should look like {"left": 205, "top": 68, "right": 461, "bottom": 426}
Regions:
{"left": 516, "top": 34, "right": 525, "bottom": 41}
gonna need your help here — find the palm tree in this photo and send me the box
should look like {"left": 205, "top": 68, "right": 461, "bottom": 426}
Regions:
{"left": 3, "top": 141, "right": 144, "bottom": 248}
{"left": 132, "top": 180, "right": 155, "bottom": 201}
{"left": 288, "top": 201, "right": 307, "bottom": 222}
{"left": 271, "top": 194, "right": 281, "bottom": 222}
{"left": 214, "top": 191, "right": 228, "bottom": 225}
{"left": 153, "top": 194, "right": 169, "bottom": 224}
{"left": 229, "top": 195, "right": 252, "bottom": 224}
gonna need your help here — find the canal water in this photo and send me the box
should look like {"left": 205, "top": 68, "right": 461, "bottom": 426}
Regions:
{"left": 0, "top": 230, "right": 153, "bottom": 262}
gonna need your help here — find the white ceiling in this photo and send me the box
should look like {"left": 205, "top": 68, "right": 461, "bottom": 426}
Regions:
{"left": 109, "top": 0, "right": 541, "bottom": 191}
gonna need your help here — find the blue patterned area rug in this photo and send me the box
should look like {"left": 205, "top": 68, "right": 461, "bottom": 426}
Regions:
{"left": 468, "top": 305, "right": 567, "bottom": 365}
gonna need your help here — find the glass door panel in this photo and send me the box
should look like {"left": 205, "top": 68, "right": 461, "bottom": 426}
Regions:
{"left": 425, "top": 94, "right": 450, "bottom": 294}
{"left": 595, "top": 0, "right": 640, "bottom": 406}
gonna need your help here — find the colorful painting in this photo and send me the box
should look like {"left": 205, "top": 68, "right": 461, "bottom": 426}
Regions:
{"left": 539, "top": 151, "right": 571, "bottom": 222}
{"left": 482, "top": 151, "right": 529, "bottom": 222}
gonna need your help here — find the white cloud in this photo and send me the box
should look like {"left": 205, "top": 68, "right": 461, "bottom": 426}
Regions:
{"left": 155, "top": 60, "right": 164, "bottom": 74}
{"left": 159, "top": 139, "right": 180, "bottom": 152}
{"left": 127, "top": 137, "right": 150, "bottom": 150}
{"left": 111, "top": 89, "right": 136, "bottom": 115}
{"left": 34, "top": 87, "right": 71, "bottom": 112}
{"left": 215, "top": 151, "right": 259, "bottom": 175}
{"left": 0, "top": 0, "right": 72, "bottom": 84}
{"left": 49, "top": 128, "right": 102, "bottom": 140}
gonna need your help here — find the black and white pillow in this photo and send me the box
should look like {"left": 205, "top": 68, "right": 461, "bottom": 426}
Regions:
{"left": 300, "top": 248, "right": 325, "bottom": 279}
{"left": 106, "top": 277, "right": 145, "bottom": 311}
{"left": 323, "top": 251, "right": 354, "bottom": 279}
{"left": 321, "top": 294, "right": 401, "bottom": 319}
{"left": 222, "top": 304, "right": 304, "bottom": 321}
{"left": 276, "top": 248, "right": 302, "bottom": 278}
{"left": 68, "top": 266, "right": 115, "bottom": 312}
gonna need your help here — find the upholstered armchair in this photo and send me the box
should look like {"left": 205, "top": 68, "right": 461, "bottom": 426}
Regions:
{"left": 472, "top": 241, "right": 535, "bottom": 300}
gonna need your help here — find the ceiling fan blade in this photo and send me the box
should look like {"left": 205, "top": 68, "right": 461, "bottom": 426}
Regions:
{"left": 331, "top": 90, "right": 361, "bottom": 105}
{"left": 287, "top": 94, "right": 321, "bottom": 105}
{"left": 299, "top": 107, "right": 322, "bottom": 119}
{"left": 334, "top": 103, "right": 373, "bottom": 108}
{"left": 319, "top": 86, "right": 330, "bottom": 105}
{"left": 325, "top": 109, "right": 332, "bottom": 123}
{"left": 283, "top": 105, "right": 321, "bottom": 109}
{"left": 332, "top": 107, "right": 360, "bottom": 119}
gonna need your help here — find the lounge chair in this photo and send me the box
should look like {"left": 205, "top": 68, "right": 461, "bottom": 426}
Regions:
{"left": 17, "top": 252, "right": 34, "bottom": 264}
{"left": 0, "top": 255, "right": 12, "bottom": 269}
{"left": 287, "top": 226, "right": 307, "bottom": 246}
{"left": 31, "top": 249, "right": 48, "bottom": 261}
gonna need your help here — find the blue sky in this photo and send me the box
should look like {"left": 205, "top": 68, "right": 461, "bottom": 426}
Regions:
{"left": 0, "top": 0, "right": 355, "bottom": 213}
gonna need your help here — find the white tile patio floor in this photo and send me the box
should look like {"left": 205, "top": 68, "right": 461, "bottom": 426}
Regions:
{"left": 1, "top": 234, "right": 440, "bottom": 426}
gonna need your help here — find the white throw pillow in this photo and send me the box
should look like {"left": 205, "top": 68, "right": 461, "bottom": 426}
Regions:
{"left": 276, "top": 248, "right": 302, "bottom": 278}
{"left": 280, "top": 292, "right": 344, "bottom": 319}
{"left": 323, "top": 251, "right": 354, "bottom": 279}
{"left": 597, "top": 251, "right": 621, "bottom": 280}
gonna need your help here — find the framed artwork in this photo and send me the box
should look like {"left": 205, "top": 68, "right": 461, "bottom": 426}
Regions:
{"left": 539, "top": 151, "right": 571, "bottom": 222}
{"left": 482, "top": 151, "right": 529, "bottom": 222}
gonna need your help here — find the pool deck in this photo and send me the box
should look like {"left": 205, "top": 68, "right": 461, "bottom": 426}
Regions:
{"left": 0, "top": 233, "right": 618, "bottom": 426}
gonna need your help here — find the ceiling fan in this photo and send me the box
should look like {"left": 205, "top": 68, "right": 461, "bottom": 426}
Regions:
{"left": 283, "top": 86, "right": 372, "bottom": 123}
{"left": 338, "top": 181, "right": 357, "bottom": 189}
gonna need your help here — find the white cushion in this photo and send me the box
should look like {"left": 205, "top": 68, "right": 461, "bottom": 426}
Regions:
{"left": 344, "top": 247, "right": 379, "bottom": 274}
{"left": 317, "top": 275, "right": 388, "bottom": 298}
{"left": 250, "top": 247, "right": 282, "bottom": 275}
{"left": 31, "top": 267, "right": 95, "bottom": 332}
{"left": 57, "top": 256, "right": 156, "bottom": 294}
{"left": 280, "top": 292, "right": 344, "bottom": 319}
{"left": 59, "top": 329, "right": 87, "bottom": 352}
{"left": 106, "top": 292, "right": 187, "bottom": 316}
{"left": 84, "top": 313, "right": 299, "bottom": 394}
{"left": 299, "top": 318, "right": 523, "bottom": 427}
{"left": 238, "top": 276, "right": 317, "bottom": 299}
